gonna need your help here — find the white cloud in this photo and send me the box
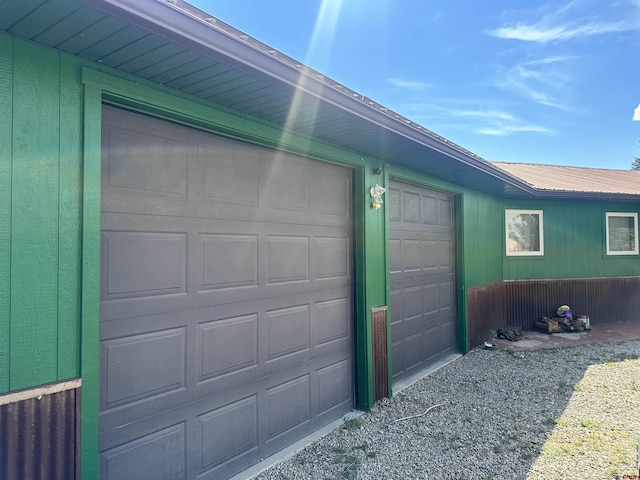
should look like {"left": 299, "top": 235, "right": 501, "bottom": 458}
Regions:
{"left": 449, "top": 109, "right": 518, "bottom": 122}
{"left": 386, "top": 78, "right": 430, "bottom": 90}
{"left": 487, "top": 1, "right": 639, "bottom": 43}
{"left": 488, "top": 21, "right": 634, "bottom": 43}
{"left": 523, "top": 55, "right": 579, "bottom": 66}
{"left": 493, "top": 56, "right": 576, "bottom": 110}
{"left": 634, "top": 103, "right": 640, "bottom": 121}
{"left": 445, "top": 107, "right": 552, "bottom": 136}
{"left": 475, "top": 124, "right": 552, "bottom": 136}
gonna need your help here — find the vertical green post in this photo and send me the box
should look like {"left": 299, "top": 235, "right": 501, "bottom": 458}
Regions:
{"left": 0, "top": 34, "right": 12, "bottom": 393}
{"left": 456, "top": 195, "right": 469, "bottom": 353}
{"left": 80, "top": 84, "right": 102, "bottom": 480}
{"left": 382, "top": 166, "right": 393, "bottom": 397}
{"left": 354, "top": 161, "right": 388, "bottom": 410}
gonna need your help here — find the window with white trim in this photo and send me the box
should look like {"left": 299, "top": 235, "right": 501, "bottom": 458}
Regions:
{"left": 505, "top": 209, "right": 544, "bottom": 256}
{"left": 606, "top": 212, "right": 638, "bottom": 255}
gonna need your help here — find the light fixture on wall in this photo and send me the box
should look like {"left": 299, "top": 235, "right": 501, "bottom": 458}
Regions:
{"left": 370, "top": 184, "right": 386, "bottom": 209}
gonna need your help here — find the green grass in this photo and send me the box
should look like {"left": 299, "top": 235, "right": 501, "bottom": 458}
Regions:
{"left": 342, "top": 417, "right": 363, "bottom": 431}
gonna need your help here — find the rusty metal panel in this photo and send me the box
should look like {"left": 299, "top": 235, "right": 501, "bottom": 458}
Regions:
{"left": 503, "top": 277, "right": 640, "bottom": 327}
{"left": 467, "top": 281, "right": 505, "bottom": 350}
{"left": 0, "top": 385, "right": 79, "bottom": 480}
{"left": 468, "top": 277, "right": 640, "bottom": 349}
{"left": 372, "top": 306, "right": 389, "bottom": 402}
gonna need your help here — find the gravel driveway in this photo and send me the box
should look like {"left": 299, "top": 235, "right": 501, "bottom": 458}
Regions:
{"left": 255, "top": 340, "right": 640, "bottom": 480}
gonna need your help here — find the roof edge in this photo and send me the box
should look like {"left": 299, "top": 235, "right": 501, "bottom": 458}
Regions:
{"left": 78, "top": 0, "right": 535, "bottom": 194}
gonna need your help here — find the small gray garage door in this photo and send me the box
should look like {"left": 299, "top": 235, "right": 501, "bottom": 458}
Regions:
{"left": 389, "top": 179, "right": 457, "bottom": 385}
{"left": 99, "top": 106, "right": 354, "bottom": 480}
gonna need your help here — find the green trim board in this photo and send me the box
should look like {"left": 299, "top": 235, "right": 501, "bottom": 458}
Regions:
{"left": 80, "top": 83, "right": 102, "bottom": 480}
{"left": 455, "top": 194, "right": 469, "bottom": 353}
{"left": 58, "top": 53, "right": 83, "bottom": 381}
{"left": 382, "top": 166, "right": 393, "bottom": 397}
{"left": 0, "top": 33, "right": 12, "bottom": 393}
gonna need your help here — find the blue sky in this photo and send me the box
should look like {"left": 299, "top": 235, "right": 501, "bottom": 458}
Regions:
{"left": 189, "top": 0, "right": 640, "bottom": 170}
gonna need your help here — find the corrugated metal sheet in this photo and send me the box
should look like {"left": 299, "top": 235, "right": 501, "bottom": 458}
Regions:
{"left": 468, "top": 277, "right": 640, "bottom": 349}
{"left": 0, "top": 385, "right": 79, "bottom": 480}
{"left": 371, "top": 307, "right": 389, "bottom": 402}
{"left": 503, "top": 278, "right": 640, "bottom": 327}
{"left": 467, "top": 281, "right": 505, "bottom": 350}
{"left": 493, "top": 162, "right": 640, "bottom": 195}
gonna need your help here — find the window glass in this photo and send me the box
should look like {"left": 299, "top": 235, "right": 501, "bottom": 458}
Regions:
{"left": 606, "top": 212, "right": 638, "bottom": 255}
{"left": 505, "top": 210, "right": 544, "bottom": 256}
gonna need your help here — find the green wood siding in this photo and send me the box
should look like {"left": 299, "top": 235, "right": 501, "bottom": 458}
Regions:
{"left": 503, "top": 199, "right": 640, "bottom": 280}
{"left": 0, "top": 35, "right": 82, "bottom": 393}
{"left": 0, "top": 33, "right": 12, "bottom": 393}
{"left": 462, "top": 191, "right": 504, "bottom": 287}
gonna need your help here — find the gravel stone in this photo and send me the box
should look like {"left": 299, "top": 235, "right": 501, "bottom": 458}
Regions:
{"left": 254, "top": 340, "right": 640, "bottom": 480}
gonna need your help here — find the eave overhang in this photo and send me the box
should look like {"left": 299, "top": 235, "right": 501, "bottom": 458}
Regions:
{"left": 2, "top": 0, "right": 637, "bottom": 202}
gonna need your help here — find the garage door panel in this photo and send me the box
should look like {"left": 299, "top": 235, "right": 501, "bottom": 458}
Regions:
{"left": 391, "top": 340, "right": 403, "bottom": 378}
{"left": 316, "top": 297, "right": 350, "bottom": 345}
{"left": 101, "top": 231, "right": 187, "bottom": 300}
{"left": 198, "top": 396, "right": 258, "bottom": 473}
{"left": 388, "top": 188, "right": 401, "bottom": 221}
{"left": 101, "top": 327, "right": 187, "bottom": 409}
{"left": 100, "top": 423, "right": 187, "bottom": 480}
{"left": 438, "top": 240, "right": 453, "bottom": 268}
{"left": 439, "top": 198, "right": 453, "bottom": 227}
{"left": 311, "top": 169, "right": 351, "bottom": 217}
{"left": 198, "top": 142, "right": 261, "bottom": 208}
{"left": 389, "top": 289, "right": 403, "bottom": 324}
{"left": 265, "top": 235, "right": 309, "bottom": 284}
{"left": 198, "top": 314, "right": 259, "bottom": 381}
{"left": 102, "top": 129, "right": 189, "bottom": 199}
{"left": 265, "top": 304, "right": 310, "bottom": 360}
{"left": 101, "top": 256, "right": 351, "bottom": 323}
{"left": 402, "top": 286, "right": 422, "bottom": 320}
{"left": 402, "top": 239, "right": 422, "bottom": 271}
{"left": 421, "top": 195, "right": 438, "bottom": 225}
{"left": 100, "top": 191, "right": 350, "bottom": 229}
{"left": 439, "top": 280, "right": 454, "bottom": 309}
{"left": 423, "top": 284, "right": 438, "bottom": 314}
{"left": 390, "top": 179, "right": 457, "bottom": 385}
{"left": 266, "top": 374, "right": 311, "bottom": 440}
{"left": 421, "top": 240, "right": 439, "bottom": 269}
{"left": 101, "top": 106, "right": 354, "bottom": 479}
{"left": 200, "top": 234, "right": 258, "bottom": 290}
{"left": 403, "top": 333, "right": 427, "bottom": 373}
{"left": 316, "top": 359, "right": 352, "bottom": 415}
{"left": 316, "top": 236, "right": 350, "bottom": 279}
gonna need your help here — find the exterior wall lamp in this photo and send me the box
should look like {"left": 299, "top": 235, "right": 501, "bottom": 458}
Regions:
{"left": 370, "top": 184, "right": 386, "bottom": 209}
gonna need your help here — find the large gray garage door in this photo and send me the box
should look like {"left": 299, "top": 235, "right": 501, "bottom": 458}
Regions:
{"left": 389, "top": 179, "right": 457, "bottom": 385}
{"left": 99, "top": 106, "right": 354, "bottom": 480}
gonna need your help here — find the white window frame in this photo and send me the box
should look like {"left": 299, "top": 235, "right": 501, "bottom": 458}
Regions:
{"left": 505, "top": 209, "right": 544, "bottom": 256}
{"left": 605, "top": 212, "right": 639, "bottom": 255}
